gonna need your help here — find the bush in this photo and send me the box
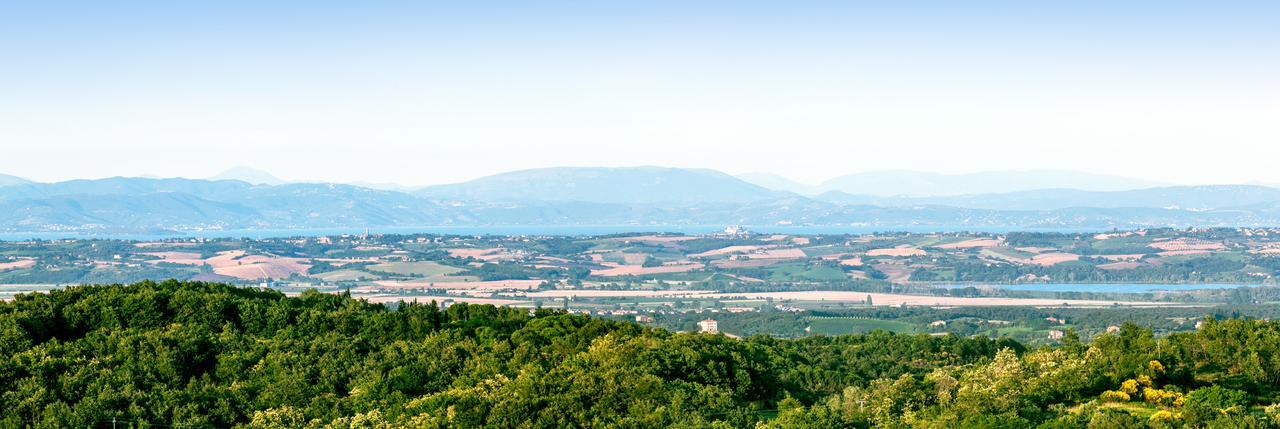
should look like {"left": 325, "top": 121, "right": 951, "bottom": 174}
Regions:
{"left": 1183, "top": 386, "right": 1250, "bottom": 427}
{"left": 1206, "top": 414, "right": 1268, "bottom": 429}
{"left": 1119, "top": 379, "right": 1140, "bottom": 395}
{"left": 1143, "top": 388, "right": 1184, "bottom": 407}
{"left": 1087, "top": 410, "right": 1143, "bottom": 429}
{"left": 1099, "top": 390, "right": 1131, "bottom": 403}
{"left": 958, "top": 414, "right": 1030, "bottom": 429}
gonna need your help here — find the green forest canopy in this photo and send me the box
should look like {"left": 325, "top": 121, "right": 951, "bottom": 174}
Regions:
{"left": 4, "top": 281, "right": 1280, "bottom": 428}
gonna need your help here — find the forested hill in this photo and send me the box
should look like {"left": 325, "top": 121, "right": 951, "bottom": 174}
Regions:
{"left": 4, "top": 282, "right": 1280, "bottom": 428}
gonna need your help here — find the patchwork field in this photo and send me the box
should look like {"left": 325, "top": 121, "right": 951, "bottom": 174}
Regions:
{"left": 209, "top": 253, "right": 310, "bottom": 280}
{"left": 311, "top": 269, "right": 374, "bottom": 282}
{"left": 445, "top": 247, "right": 521, "bottom": 261}
{"left": 0, "top": 258, "right": 36, "bottom": 271}
{"left": 745, "top": 248, "right": 807, "bottom": 259}
{"left": 1098, "top": 261, "right": 1143, "bottom": 270}
{"left": 712, "top": 259, "right": 786, "bottom": 269}
{"left": 2, "top": 229, "right": 1274, "bottom": 318}
{"left": 591, "top": 262, "right": 703, "bottom": 276}
{"left": 1149, "top": 239, "right": 1226, "bottom": 252}
{"left": 867, "top": 246, "right": 926, "bottom": 257}
{"left": 365, "top": 261, "right": 464, "bottom": 277}
{"left": 936, "top": 238, "right": 1003, "bottom": 249}
{"left": 141, "top": 252, "right": 204, "bottom": 265}
{"left": 1030, "top": 252, "right": 1080, "bottom": 266}
{"left": 691, "top": 245, "right": 770, "bottom": 258}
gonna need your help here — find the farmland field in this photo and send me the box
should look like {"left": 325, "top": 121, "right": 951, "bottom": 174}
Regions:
{"left": 765, "top": 263, "right": 848, "bottom": 282}
{"left": 365, "top": 261, "right": 464, "bottom": 277}
{"left": 807, "top": 317, "right": 918, "bottom": 335}
{"left": 310, "top": 269, "right": 374, "bottom": 282}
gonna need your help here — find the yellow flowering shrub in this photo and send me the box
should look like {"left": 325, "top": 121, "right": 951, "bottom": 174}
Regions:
{"left": 1100, "top": 390, "right": 1131, "bottom": 402}
{"left": 1143, "top": 388, "right": 1184, "bottom": 407}
{"left": 1149, "top": 409, "right": 1180, "bottom": 423}
{"left": 1120, "top": 379, "right": 1140, "bottom": 396}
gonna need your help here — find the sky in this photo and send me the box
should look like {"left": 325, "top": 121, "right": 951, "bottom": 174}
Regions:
{"left": 1, "top": 1, "right": 1277, "bottom": 186}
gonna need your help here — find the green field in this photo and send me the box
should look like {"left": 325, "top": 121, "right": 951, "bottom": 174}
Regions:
{"left": 767, "top": 263, "right": 848, "bottom": 282}
{"left": 981, "top": 247, "right": 1035, "bottom": 260}
{"left": 365, "top": 261, "right": 465, "bottom": 277}
{"left": 995, "top": 326, "right": 1037, "bottom": 336}
{"left": 806, "top": 317, "right": 918, "bottom": 335}
{"left": 907, "top": 236, "right": 949, "bottom": 247}
{"left": 1088, "top": 235, "right": 1156, "bottom": 252}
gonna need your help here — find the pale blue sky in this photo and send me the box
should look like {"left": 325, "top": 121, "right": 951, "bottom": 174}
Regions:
{"left": 2, "top": 1, "right": 1277, "bottom": 185}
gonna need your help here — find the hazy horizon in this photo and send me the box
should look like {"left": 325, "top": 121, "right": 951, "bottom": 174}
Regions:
{"left": 4, "top": 1, "right": 1277, "bottom": 186}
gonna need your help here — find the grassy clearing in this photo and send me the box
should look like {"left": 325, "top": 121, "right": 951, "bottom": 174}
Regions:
{"left": 996, "top": 326, "right": 1037, "bottom": 336}
{"left": 1089, "top": 236, "right": 1155, "bottom": 251}
{"left": 807, "top": 317, "right": 918, "bottom": 335}
{"left": 982, "top": 247, "right": 1035, "bottom": 260}
{"left": 907, "top": 236, "right": 949, "bottom": 247}
{"left": 796, "top": 245, "right": 849, "bottom": 257}
{"left": 1090, "top": 402, "right": 1159, "bottom": 419}
{"left": 767, "top": 263, "right": 848, "bottom": 282}
{"left": 365, "top": 261, "right": 464, "bottom": 277}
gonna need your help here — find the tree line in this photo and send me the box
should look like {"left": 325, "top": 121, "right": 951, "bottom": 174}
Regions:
{"left": 4, "top": 280, "right": 1280, "bottom": 427}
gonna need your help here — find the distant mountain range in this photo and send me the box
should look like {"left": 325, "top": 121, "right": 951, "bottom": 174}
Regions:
{"left": 735, "top": 173, "right": 820, "bottom": 195}
{"left": 737, "top": 170, "right": 1163, "bottom": 197}
{"left": 2, "top": 167, "right": 1279, "bottom": 235}
{"left": 0, "top": 174, "right": 31, "bottom": 187}
{"left": 210, "top": 166, "right": 287, "bottom": 186}
{"left": 417, "top": 167, "right": 787, "bottom": 204}
{"left": 814, "top": 185, "right": 1280, "bottom": 211}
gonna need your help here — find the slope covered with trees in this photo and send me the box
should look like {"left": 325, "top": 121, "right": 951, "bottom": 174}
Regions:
{"left": 4, "top": 281, "right": 1280, "bottom": 428}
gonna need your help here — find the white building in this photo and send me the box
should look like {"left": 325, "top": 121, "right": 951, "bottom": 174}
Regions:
{"left": 698, "top": 318, "right": 719, "bottom": 333}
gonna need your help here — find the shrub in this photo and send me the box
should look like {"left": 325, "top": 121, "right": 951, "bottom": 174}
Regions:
{"left": 1087, "top": 410, "right": 1143, "bottom": 429}
{"left": 1099, "top": 390, "right": 1131, "bottom": 403}
{"left": 1183, "top": 386, "right": 1249, "bottom": 427}
{"left": 1143, "top": 388, "right": 1184, "bottom": 407}
{"left": 1119, "top": 379, "right": 1140, "bottom": 396}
